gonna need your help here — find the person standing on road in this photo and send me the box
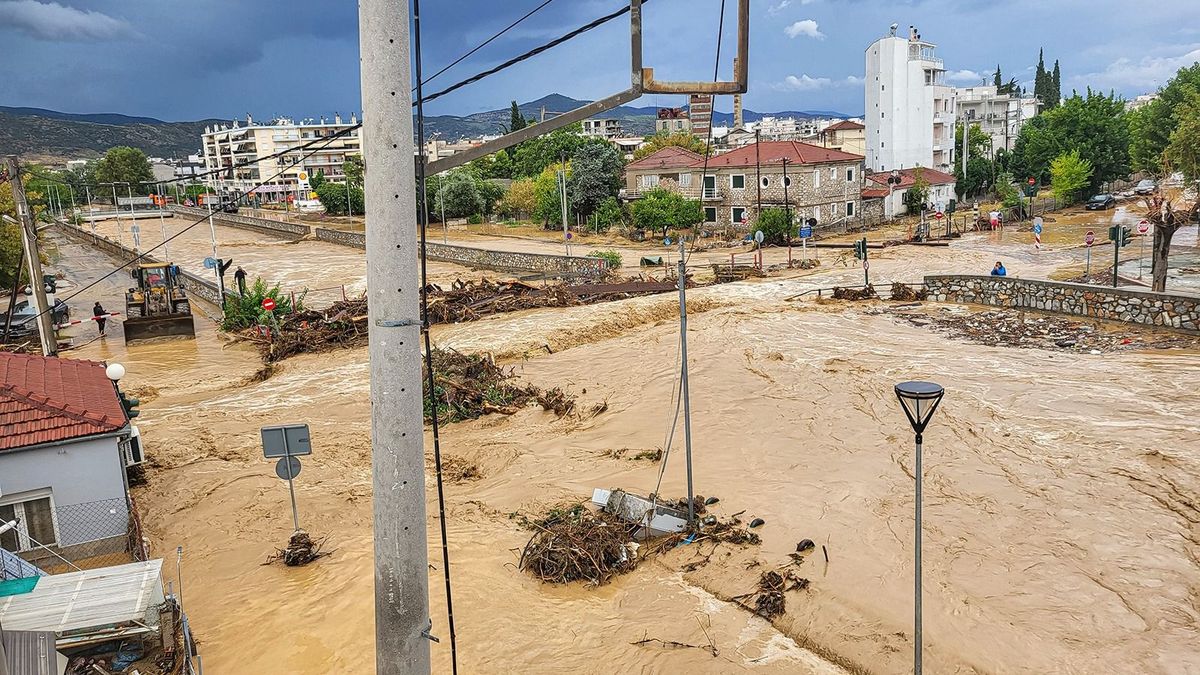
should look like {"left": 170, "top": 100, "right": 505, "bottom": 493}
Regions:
{"left": 93, "top": 301, "right": 107, "bottom": 336}
{"left": 234, "top": 266, "right": 247, "bottom": 295}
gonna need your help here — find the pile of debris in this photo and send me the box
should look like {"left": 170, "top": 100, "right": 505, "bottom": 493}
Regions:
{"left": 888, "top": 306, "right": 1200, "bottom": 352}
{"left": 425, "top": 348, "right": 576, "bottom": 423}
{"left": 711, "top": 264, "right": 766, "bottom": 283}
{"left": 767, "top": 258, "right": 821, "bottom": 272}
{"left": 249, "top": 297, "right": 369, "bottom": 362}
{"left": 889, "top": 282, "right": 928, "bottom": 301}
{"left": 519, "top": 507, "right": 639, "bottom": 585}
{"left": 741, "top": 569, "right": 810, "bottom": 619}
{"left": 265, "top": 530, "right": 330, "bottom": 566}
{"left": 832, "top": 285, "right": 879, "bottom": 300}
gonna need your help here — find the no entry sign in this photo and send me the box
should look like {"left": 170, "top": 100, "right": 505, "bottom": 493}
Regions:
{"left": 262, "top": 297, "right": 277, "bottom": 311}
{"left": 1085, "top": 230, "right": 1095, "bottom": 246}
{"left": 1138, "top": 220, "right": 1150, "bottom": 234}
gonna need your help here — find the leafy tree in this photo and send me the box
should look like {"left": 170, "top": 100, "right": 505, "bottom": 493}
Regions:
{"left": 477, "top": 177, "right": 504, "bottom": 216}
{"left": 903, "top": 169, "right": 930, "bottom": 215}
{"left": 955, "top": 157, "right": 994, "bottom": 198}
{"left": 436, "top": 170, "right": 485, "bottom": 219}
{"left": 315, "top": 182, "right": 364, "bottom": 215}
{"left": 630, "top": 186, "right": 702, "bottom": 236}
{"left": 1167, "top": 89, "right": 1200, "bottom": 185}
{"left": 997, "top": 77, "right": 1020, "bottom": 96}
{"left": 93, "top": 146, "right": 153, "bottom": 195}
{"left": 509, "top": 101, "right": 527, "bottom": 133}
{"left": 533, "top": 163, "right": 569, "bottom": 227}
{"left": 310, "top": 169, "right": 326, "bottom": 189}
{"left": 1010, "top": 90, "right": 1129, "bottom": 191}
{"left": 592, "top": 196, "right": 625, "bottom": 233}
{"left": 632, "top": 131, "right": 708, "bottom": 160}
{"left": 500, "top": 178, "right": 537, "bottom": 219}
{"left": 0, "top": 183, "right": 26, "bottom": 289}
{"left": 470, "top": 150, "right": 513, "bottom": 180}
{"left": 993, "top": 65, "right": 1002, "bottom": 88}
{"left": 1051, "top": 60, "right": 1061, "bottom": 108}
{"left": 753, "top": 207, "right": 793, "bottom": 246}
{"left": 994, "top": 171, "right": 1022, "bottom": 208}
{"left": 343, "top": 154, "right": 364, "bottom": 187}
{"left": 511, "top": 124, "right": 597, "bottom": 178}
{"left": 956, "top": 123, "right": 991, "bottom": 159}
{"left": 1129, "top": 63, "right": 1200, "bottom": 175}
{"left": 1049, "top": 149, "right": 1093, "bottom": 202}
{"left": 1034, "top": 49, "right": 1048, "bottom": 106}
{"left": 569, "top": 142, "right": 623, "bottom": 218}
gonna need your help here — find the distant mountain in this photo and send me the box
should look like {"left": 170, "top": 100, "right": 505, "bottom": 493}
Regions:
{"left": 0, "top": 106, "right": 220, "bottom": 162}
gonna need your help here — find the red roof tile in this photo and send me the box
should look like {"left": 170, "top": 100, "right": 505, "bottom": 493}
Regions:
{"left": 824, "top": 120, "right": 865, "bottom": 131}
{"left": 861, "top": 188, "right": 890, "bottom": 199}
{"left": 866, "top": 167, "right": 957, "bottom": 188}
{"left": 0, "top": 353, "right": 127, "bottom": 452}
{"left": 707, "top": 141, "right": 863, "bottom": 169}
{"left": 624, "top": 146, "right": 705, "bottom": 171}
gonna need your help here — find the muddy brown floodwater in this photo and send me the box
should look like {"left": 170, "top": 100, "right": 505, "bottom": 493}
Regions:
{"left": 43, "top": 222, "right": 1200, "bottom": 673}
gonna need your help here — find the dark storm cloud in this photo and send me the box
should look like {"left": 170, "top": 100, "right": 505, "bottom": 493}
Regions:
{"left": 0, "top": 0, "right": 135, "bottom": 41}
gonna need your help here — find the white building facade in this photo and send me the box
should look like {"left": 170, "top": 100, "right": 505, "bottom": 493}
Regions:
{"left": 865, "top": 27, "right": 956, "bottom": 173}
{"left": 955, "top": 86, "right": 1040, "bottom": 155}
{"left": 201, "top": 114, "right": 362, "bottom": 202}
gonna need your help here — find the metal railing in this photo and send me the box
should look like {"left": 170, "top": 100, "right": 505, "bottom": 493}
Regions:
{"left": 1, "top": 497, "right": 140, "bottom": 578}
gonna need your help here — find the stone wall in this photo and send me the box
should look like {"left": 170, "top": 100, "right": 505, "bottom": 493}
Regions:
{"left": 169, "top": 206, "right": 311, "bottom": 239}
{"left": 314, "top": 227, "right": 365, "bottom": 249}
{"left": 924, "top": 274, "right": 1200, "bottom": 332}
{"left": 51, "top": 220, "right": 229, "bottom": 307}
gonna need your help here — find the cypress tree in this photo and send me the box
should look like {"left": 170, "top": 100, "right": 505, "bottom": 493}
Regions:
{"left": 509, "top": 101, "right": 527, "bottom": 132}
{"left": 1051, "top": 60, "right": 1062, "bottom": 108}
{"left": 993, "top": 65, "right": 1002, "bottom": 88}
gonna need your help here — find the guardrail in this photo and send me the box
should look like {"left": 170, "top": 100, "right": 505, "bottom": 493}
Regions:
{"left": 169, "top": 205, "right": 311, "bottom": 239}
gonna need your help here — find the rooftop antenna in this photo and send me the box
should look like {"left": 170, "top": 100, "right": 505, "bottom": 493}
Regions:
{"left": 890, "top": 23, "right": 898, "bottom": 37}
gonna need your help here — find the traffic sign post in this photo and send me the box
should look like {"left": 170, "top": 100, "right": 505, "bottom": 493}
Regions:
{"left": 1137, "top": 220, "right": 1150, "bottom": 279}
{"left": 261, "top": 423, "right": 312, "bottom": 531}
{"left": 799, "top": 223, "right": 812, "bottom": 259}
{"left": 1085, "top": 230, "right": 1095, "bottom": 277}
{"left": 262, "top": 297, "right": 277, "bottom": 312}
{"left": 1032, "top": 217, "right": 1043, "bottom": 249}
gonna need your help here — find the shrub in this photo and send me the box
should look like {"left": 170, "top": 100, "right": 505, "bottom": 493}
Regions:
{"left": 586, "top": 249, "right": 622, "bottom": 269}
{"left": 467, "top": 213, "right": 483, "bottom": 224}
{"left": 221, "top": 278, "right": 302, "bottom": 331}
{"left": 753, "top": 207, "right": 793, "bottom": 246}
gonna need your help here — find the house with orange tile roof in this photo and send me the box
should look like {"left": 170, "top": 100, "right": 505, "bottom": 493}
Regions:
{"left": 0, "top": 352, "right": 135, "bottom": 568}
{"left": 623, "top": 140, "right": 867, "bottom": 230}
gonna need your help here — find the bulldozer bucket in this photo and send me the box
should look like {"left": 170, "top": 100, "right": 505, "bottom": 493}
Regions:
{"left": 123, "top": 315, "right": 196, "bottom": 343}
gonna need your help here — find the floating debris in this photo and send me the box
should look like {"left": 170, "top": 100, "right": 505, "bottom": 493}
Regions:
{"left": 890, "top": 282, "right": 928, "bottom": 301}
{"left": 424, "top": 348, "right": 576, "bottom": 423}
{"left": 265, "top": 529, "right": 330, "bottom": 567}
{"left": 832, "top": 285, "right": 879, "bottom": 301}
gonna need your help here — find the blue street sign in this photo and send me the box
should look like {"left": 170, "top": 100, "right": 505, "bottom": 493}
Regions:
{"left": 1033, "top": 222, "right": 1043, "bottom": 235}
{"left": 799, "top": 226, "right": 813, "bottom": 239}
{"left": 203, "top": 257, "right": 217, "bottom": 269}
{"left": 663, "top": 237, "right": 671, "bottom": 246}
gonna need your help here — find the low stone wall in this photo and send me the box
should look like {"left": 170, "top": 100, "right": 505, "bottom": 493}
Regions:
{"left": 924, "top": 274, "right": 1200, "bottom": 332}
{"left": 51, "top": 220, "right": 228, "bottom": 307}
{"left": 169, "top": 206, "right": 311, "bottom": 239}
{"left": 313, "top": 227, "right": 608, "bottom": 277}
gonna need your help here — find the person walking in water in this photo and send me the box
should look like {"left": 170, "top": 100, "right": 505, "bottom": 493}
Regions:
{"left": 991, "top": 261, "right": 1007, "bottom": 277}
{"left": 234, "top": 266, "right": 247, "bottom": 295}
{"left": 93, "top": 301, "right": 108, "bottom": 336}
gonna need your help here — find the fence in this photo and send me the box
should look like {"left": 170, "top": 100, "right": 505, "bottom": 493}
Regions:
{"left": 1, "top": 497, "right": 144, "bottom": 579}
{"left": 169, "top": 205, "right": 311, "bottom": 239}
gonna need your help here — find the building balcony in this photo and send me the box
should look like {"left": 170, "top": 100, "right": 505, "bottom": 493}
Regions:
{"left": 701, "top": 187, "right": 722, "bottom": 201}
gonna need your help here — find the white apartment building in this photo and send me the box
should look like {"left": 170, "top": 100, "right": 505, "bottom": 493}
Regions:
{"left": 581, "top": 118, "right": 623, "bottom": 139}
{"left": 201, "top": 114, "right": 361, "bottom": 202}
{"left": 865, "top": 25, "right": 956, "bottom": 173}
{"left": 955, "top": 86, "right": 1040, "bottom": 155}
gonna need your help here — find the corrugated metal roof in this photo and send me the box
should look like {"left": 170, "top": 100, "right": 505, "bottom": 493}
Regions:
{"left": 0, "top": 560, "right": 163, "bottom": 634}
{"left": 0, "top": 353, "right": 127, "bottom": 452}
{"left": 1, "top": 629, "right": 62, "bottom": 675}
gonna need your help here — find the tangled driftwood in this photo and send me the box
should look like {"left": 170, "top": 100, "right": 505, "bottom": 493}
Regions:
{"left": 832, "top": 285, "right": 879, "bottom": 300}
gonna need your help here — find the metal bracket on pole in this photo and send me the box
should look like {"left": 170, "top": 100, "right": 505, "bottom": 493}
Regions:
{"left": 421, "top": 619, "right": 440, "bottom": 643}
{"left": 421, "top": 0, "right": 748, "bottom": 177}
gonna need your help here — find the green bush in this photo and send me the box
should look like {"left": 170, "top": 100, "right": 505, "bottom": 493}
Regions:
{"left": 753, "top": 207, "right": 793, "bottom": 246}
{"left": 586, "top": 249, "right": 622, "bottom": 269}
{"left": 220, "top": 277, "right": 303, "bottom": 331}
{"left": 467, "top": 213, "right": 483, "bottom": 224}
{"left": 593, "top": 197, "right": 625, "bottom": 233}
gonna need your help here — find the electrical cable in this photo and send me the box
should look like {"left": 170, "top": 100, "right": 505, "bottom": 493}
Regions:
{"left": 22, "top": 125, "right": 360, "bottom": 324}
{"left": 415, "top": 0, "right": 557, "bottom": 90}
{"left": 416, "top": 0, "right": 649, "bottom": 106}
{"left": 684, "top": 0, "right": 727, "bottom": 269}
{"left": 413, "top": 1, "right": 459, "bottom": 672}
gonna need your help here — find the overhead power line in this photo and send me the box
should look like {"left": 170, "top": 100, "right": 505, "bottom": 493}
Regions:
{"left": 414, "top": 0, "right": 557, "bottom": 90}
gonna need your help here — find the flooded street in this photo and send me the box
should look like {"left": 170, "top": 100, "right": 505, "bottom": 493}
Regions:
{"left": 40, "top": 215, "right": 1200, "bottom": 673}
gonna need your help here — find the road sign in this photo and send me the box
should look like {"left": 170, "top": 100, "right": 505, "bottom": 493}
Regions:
{"left": 262, "top": 297, "right": 277, "bottom": 311}
{"left": 1085, "top": 230, "right": 1095, "bottom": 246}
{"left": 565, "top": 231, "right": 573, "bottom": 240}
{"left": 1032, "top": 217, "right": 1043, "bottom": 235}
{"left": 261, "top": 423, "right": 312, "bottom": 458}
{"left": 863, "top": 259, "right": 869, "bottom": 270}
{"left": 663, "top": 237, "right": 671, "bottom": 246}
{"left": 1137, "top": 220, "right": 1150, "bottom": 234}
{"left": 799, "top": 225, "right": 813, "bottom": 239}
{"left": 934, "top": 211, "right": 944, "bottom": 220}
{"left": 754, "top": 230, "right": 764, "bottom": 244}
{"left": 275, "top": 456, "right": 302, "bottom": 480}
{"left": 1028, "top": 177, "right": 1036, "bottom": 185}
{"left": 203, "top": 257, "right": 217, "bottom": 270}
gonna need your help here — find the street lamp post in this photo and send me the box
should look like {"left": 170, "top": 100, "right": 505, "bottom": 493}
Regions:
{"left": 893, "top": 380, "right": 946, "bottom": 675}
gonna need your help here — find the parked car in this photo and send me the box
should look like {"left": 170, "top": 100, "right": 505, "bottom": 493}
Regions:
{"left": 1134, "top": 179, "right": 1156, "bottom": 195}
{"left": 0, "top": 300, "right": 69, "bottom": 341}
{"left": 1085, "top": 194, "right": 1117, "bottom": 210}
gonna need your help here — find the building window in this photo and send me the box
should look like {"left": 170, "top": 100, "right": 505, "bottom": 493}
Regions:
{"left": 847, "top": 168, "right": 855, "bottom": 181}
{"left": 846, "top": 201, "right": 855, "bottom": 216}
{"left": 0, "top": 493, "right": 57, "bottom": 551}
{"left": 760, "top": 176, "right": 770, "bottom": 188}
{"left": 640, "top": 174, "right": 658, "bottom": 189}
{"left": 811, "top": 171, "right": 819, "bottom": 189}
{"left": 731, "top": 174, "right": 745, "bottom": 189}
{"left": 783, "top": 176, "right": 792, "bottom": 188}
{"left": 676, "top": 121, "right": 684, "bottom": 130}
{"left": 830, "top": 167, "right": 838, "bottom": 179}
{"left": 704, "top": 207, "right": 717, "bottom": 222}
{"left": 679, "top": 173, "right": 692, "bottom": 188}
{"left": 732, "top": 207, "right": 746, "bottom": 224}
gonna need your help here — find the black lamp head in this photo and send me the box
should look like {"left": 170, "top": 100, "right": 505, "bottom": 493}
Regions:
{"left": 894, "top": 380, "right": 945, "bottom": 435}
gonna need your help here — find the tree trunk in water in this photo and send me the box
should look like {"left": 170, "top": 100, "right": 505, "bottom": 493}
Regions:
{"left": 1150, "top": 225, "right": 1176, "bottom": 293}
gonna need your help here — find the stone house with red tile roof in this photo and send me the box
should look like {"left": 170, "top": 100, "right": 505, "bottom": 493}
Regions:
{"left": 864, "top": 166, "right": 957, "bottom": 218}
{"left": 623, "top": 141, "right": 868, "bottom": 230}
{"left": 0, "top": 353, "right": 134, "bottom": 566}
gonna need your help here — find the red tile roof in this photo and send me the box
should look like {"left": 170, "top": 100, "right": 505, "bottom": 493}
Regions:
{"left": 866, "top": 167, "right": 957, "bottom": 188}
{"left": 861, "top": 188, "right": 890, "bottom": 199}
{"left": 0, "top": 353, "right": 127, "bottom": 452}
{"left": 707, "top": 141, "right": 864, "bottom": 169}
{"left": 625, "top": 146, "right": 705, "bottom": 171}
{"left": 824, "top": 120, "right": 865, "bottom": 131}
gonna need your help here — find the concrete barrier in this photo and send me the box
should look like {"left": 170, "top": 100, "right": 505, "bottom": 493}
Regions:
{"left": 312, "top": 227, "right": 608, "bottom": 277}
{"left": 924, "top": 274, "right": 1200, "bottom": 332}
{"left": 169, "top": 206, "right": 311, "bottom": 239}
{"left": 51, "top": 220, "right": 229, "bottom": 307}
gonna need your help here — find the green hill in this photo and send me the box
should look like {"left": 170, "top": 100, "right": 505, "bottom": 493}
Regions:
{"left": 0, "top": 106, "right": 218, "bottom": 162}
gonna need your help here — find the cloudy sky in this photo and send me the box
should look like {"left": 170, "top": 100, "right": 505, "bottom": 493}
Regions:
{"left": 1, "top": 0, "right": 1198, "bottom": 121}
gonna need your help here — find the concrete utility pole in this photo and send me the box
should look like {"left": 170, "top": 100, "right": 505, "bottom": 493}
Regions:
{"left": 5, "top": 156, "right": 57, "bottom": 357}
{"left": 359, "top": 1, "right": 432, "bottom": 673}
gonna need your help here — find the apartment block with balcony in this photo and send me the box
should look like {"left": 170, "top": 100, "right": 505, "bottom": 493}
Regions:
{"left": 818, "top": 120, "right": 866, "bottom": 156}
{"left": 200, "top": 114, "right": 362, "bottom": 202}
{"left": 954, "top": 85, "right": 1040, "bottom": 155}
{"left": 581, "top": 118, "right": 623, "bottom": 140}
{"left": 622, "top": 141, "right": 866, "bottom": 229}
{"left": 865, "top": 25, "right": 957, "bottom": 173}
